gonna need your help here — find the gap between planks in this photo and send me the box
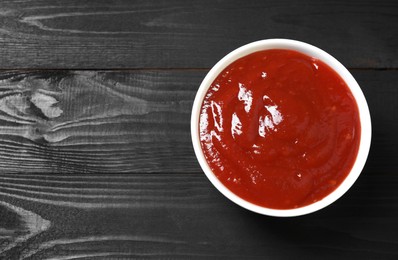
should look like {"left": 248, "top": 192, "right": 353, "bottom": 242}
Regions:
{"left": 0, "top": 67, "right": 396, "bottom": 72}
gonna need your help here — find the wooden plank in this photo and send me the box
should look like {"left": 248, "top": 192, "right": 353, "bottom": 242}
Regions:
{"left": 351, "top": 70, "right": 398, "bottom": 173}
{"left": 0, "top": 70, "right": 396, "bottom": 174}
{"left": 0, "top": 172, "right": 397, "bottom": 259}
{"left": 0, "top": 69, "right": 396, "bottom": 258}
{"left": 0, "top": 70, "right": 203, "bottom": 174}
{"left": 0, "top": 0, "right": 396, "bottom": 69}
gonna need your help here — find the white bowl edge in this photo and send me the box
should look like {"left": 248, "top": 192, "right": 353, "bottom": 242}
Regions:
{"left": 191, "top": 39, "right": 372, "bottom": 217}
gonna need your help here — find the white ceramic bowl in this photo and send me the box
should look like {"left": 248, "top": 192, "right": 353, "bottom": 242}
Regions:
{"left": 191, "top": 39, "right": 372, "bottom": 217}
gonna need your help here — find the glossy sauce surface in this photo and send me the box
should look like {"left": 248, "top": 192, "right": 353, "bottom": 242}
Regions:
{"left": 199, "top": 49, "right": 361, "bottom": 209}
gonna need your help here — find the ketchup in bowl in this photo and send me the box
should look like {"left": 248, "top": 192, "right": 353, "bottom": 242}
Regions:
{"left": 198, "top": 49, "right": 361, "bottom": 210}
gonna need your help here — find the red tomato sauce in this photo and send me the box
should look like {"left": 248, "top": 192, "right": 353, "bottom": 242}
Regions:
{"left": 199, "top": 49, "right": 361, "bottom": 209}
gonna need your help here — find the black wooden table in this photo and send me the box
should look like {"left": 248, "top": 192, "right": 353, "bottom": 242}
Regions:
{"left": 0, "top": 1, "right": 397, "bottom": 259}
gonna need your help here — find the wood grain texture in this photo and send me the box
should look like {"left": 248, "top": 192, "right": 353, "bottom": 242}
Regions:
{"left": 0, "top": 172, "right": 398, "bottom": 259}
{"left": 0, "top": 0, "right": 397, "bottom": 69}
{"left": 0, "top": 70, "right": 396, "bottom": 174}
{"left": 0, "top": 1, "right": 396, "bottom": 259}
{"left": 0, "top": 70, "right": 202, "bottom": 173}
{"left": 0, "top": 70, "right": 396, "bottom": 259}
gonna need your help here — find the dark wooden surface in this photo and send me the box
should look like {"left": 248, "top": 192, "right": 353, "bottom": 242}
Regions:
{"left": 0, "top": 0, "right": 397, "bottom": 259}
{"left": 0, "top": 0, "right": 397, "bottom": 69}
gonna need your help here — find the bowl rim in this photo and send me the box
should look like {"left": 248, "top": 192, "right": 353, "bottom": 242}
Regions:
{"left": 190, "top": 38, "right": 372, "bottom": 217}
